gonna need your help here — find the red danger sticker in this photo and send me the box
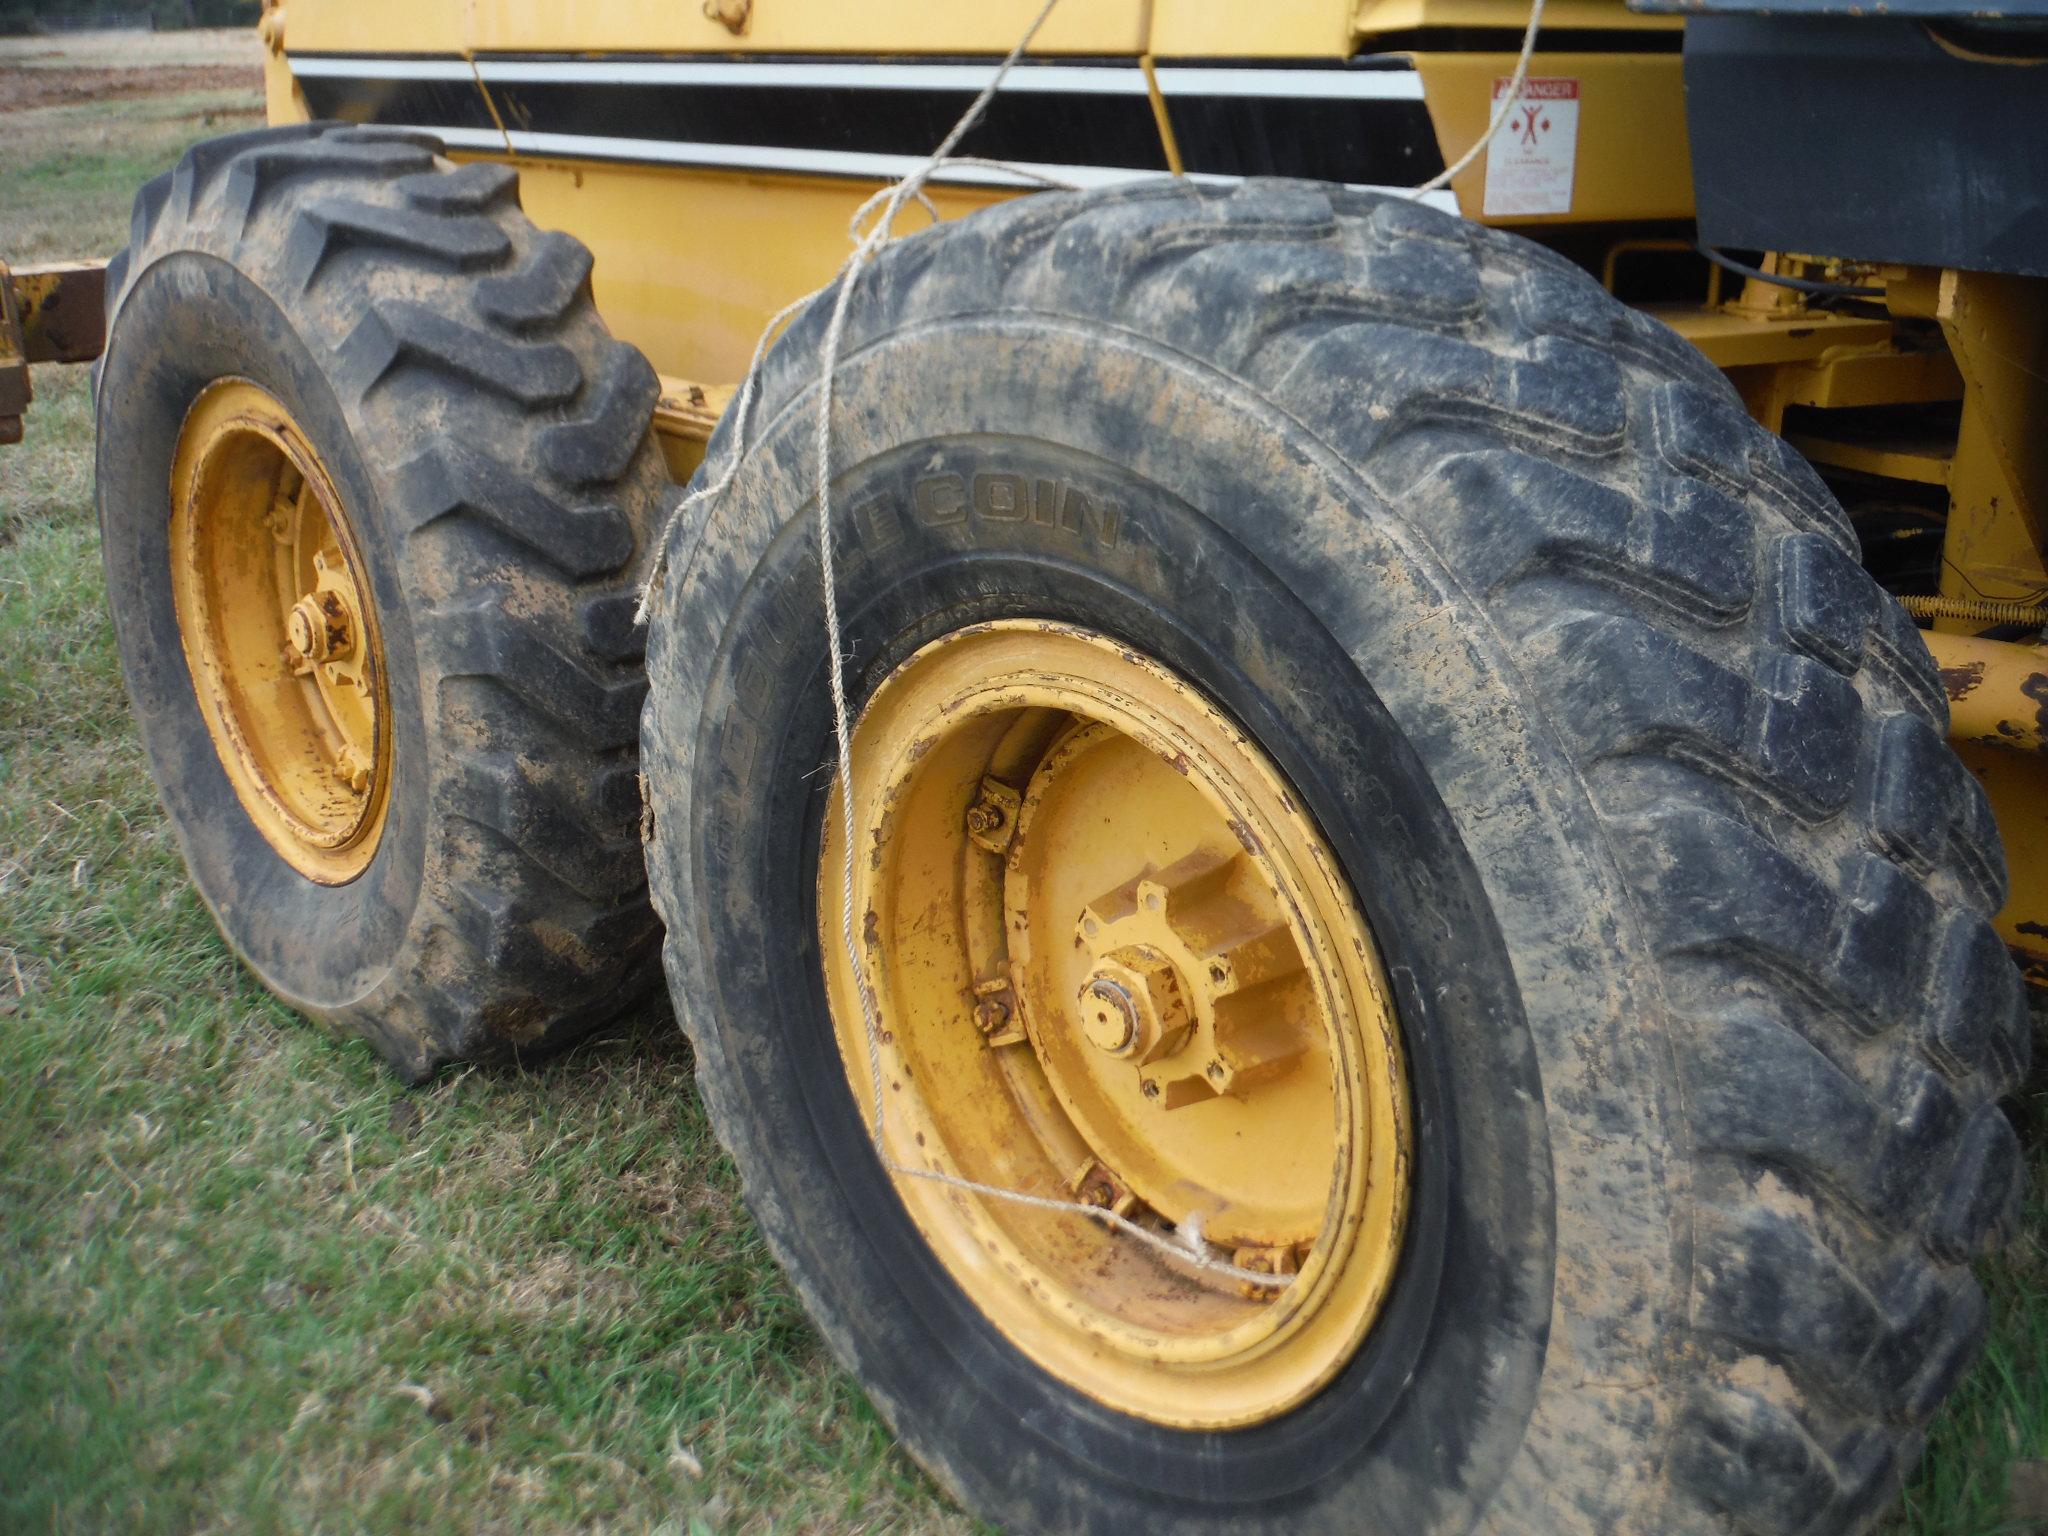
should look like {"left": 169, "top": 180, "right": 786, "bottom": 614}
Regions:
{"left": 1483, "top": 76, "right": 1580, "bottom": 217}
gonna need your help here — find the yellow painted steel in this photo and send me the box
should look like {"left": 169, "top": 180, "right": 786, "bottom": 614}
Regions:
{"left": 818, "top": 623, "right": 1410, "bottom": 1428}
{"left": 1934, "top": 270, "right": 2048, "bottom": 612}
{"left": 0, "top": 261, "right": 26, "bottom": 447}
{"left": 1150, "top": 0, "right": 1358, "bottom": 56}
{"left": 170, "top": 380, "right": 390, "bottom": 884}
{"left": 1920, "top": 631, "right": 2048, "bottom": 758}
{"left": 487, "top": 50, "right": 1695, "bottom": 383}
{"left": 512, "top": 162, "right": 1010, "bottom": 382}
{"left": 650, "top": 375, "right": 736, "bottom": 482}
{"left": 1412, "top": 50, "right": 1693, "bottom": 224}
{"left": 1785, "top": 434, "right": 1952, "bottom": 490}
{"left": 1355, "top": 0, "right": 1677, "bottom": 33}
{"left": 1153, "top": 0, "right": 1676, "bottom": 57}
{"left": 272, "top": 0, "right": 1674, "bottom": 62}
{"left": 1917, "top": 581, "right": 2048, "bottom": 986}
{"left": 1953, "top": 743, "right": 2048, "bottom": 980}
{"left": 1656, "top": 303, "right": 1894, "bottom": 373}
{"left": 283, "top": 0, "right": 1147, "bottom": 58}
{"left": 256, "top": 0, "right": 1706, "bottom": 381}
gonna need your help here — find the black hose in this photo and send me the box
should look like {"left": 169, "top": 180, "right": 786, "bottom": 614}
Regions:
{"left": 1695, "top": 244, "right": 1884, "bottom": 299}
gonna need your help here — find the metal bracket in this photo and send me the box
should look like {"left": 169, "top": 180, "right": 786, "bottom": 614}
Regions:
{"left": 965, "top": 777, "right": 1022, "bottom": 855}
{"left": 0, "top": 259, "right": 108, "bottom": 446}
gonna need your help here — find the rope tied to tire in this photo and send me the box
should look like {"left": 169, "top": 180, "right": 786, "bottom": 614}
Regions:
{"left": 637, "top": 0, "right": 1548, "bottom": 1293}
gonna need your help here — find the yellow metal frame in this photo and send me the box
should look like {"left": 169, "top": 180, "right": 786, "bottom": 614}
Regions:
{"left": 244, "top": 0, "right": 2048, "bottom": 974}
{"left": 1932, "top": 270, "right": 2048, "bottom": 610}
{"left": 257, "top": 0, "right": 1699, "bottom": 381}
{"left": 1411, "top": 50, "right": 1692, "bottom": 225}
{"left": 1, "top": 258, "right": 108, "bottom": 444}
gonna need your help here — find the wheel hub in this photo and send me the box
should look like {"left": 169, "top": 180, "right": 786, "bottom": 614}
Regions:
{"left": 817, "top": 621, "right": 1411, "bottom": 1430}
{"left": 1065, "top": 846, "right": 1309, "bottom": 1108}
{"left": 169, "top": 378, "right": 390, "bottom": 884}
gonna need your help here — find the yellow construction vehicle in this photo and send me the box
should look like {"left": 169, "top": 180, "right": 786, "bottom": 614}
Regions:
{"left": 8, "top": 0, "right": 2041, "bottom": 1529}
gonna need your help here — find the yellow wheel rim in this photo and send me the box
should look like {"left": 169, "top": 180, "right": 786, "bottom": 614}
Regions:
{"left": 820, "top": 622, "right": 1411, "bottom": 1429}
{"left": 169, "top": 379, "right": 390, "bottom": 885}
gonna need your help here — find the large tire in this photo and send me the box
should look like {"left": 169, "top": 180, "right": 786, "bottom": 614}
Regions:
{"left": 96, "top": 125, "right": 669, "bottom": 1079}
{"left": 641, "top": 180, "right": 2030, "bottom": 1533}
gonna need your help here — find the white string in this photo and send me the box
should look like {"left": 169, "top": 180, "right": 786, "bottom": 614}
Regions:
{"left": 638, "top": 0, "right": 1549, "bottom": 1294}
{"left": 1406, "top": 0, "right": 1547, "bottom": 197}
{"left": 806, "top": 0, "right": 1287, "bottom": 1294}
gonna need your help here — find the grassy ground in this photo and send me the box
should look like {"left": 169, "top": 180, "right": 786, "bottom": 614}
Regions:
{"left": 2, "top": 34, "right": 2043, "bottom": 1536}
{"left": 0, "top": 47, "right": 974, "bottom": 1536}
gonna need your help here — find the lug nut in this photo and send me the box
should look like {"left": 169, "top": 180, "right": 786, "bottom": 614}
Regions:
{"left": 964, "top": 777, "right": 1021, "bottom": 854}
{"left": 334, "top": 744, "right": 371, "bottom": 794}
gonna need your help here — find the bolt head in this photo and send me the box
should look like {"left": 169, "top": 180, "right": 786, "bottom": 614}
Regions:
{"left": 1079, "top": 977, "right": 1138, "bottom": 1055}
{"left": 288, "top": 590, "right": 352, "bottom": 663}
{"left": 286, "top": 603, "right": 319, "bottom": 659}
{"left": 1077, "top": 946, "right": 1194, "bottom": 1065}
{"left": 333, "top": 745, "right": 371, "bottom": 794}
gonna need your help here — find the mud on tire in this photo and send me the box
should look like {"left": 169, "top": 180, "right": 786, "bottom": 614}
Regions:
{"left": 96, "top": 124, "right": 669, "bottom": 1079}
{"left": 640, "top": 178, "right": 2030, "bottom": 1534}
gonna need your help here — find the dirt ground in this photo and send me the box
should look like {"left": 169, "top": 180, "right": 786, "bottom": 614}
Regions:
{"left": 0, "top": 27, "right": 260, "bottom": 117}
{"left": 0, "top": 63, "right": 257, "bottom": 113}
{"left": 0, "top": 25, "right": 261, "bottom": 72}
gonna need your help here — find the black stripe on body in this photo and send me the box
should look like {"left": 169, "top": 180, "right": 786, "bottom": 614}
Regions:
{"left": 298, "top": 74, "right": 500, "bottom": 135}
{"left": 288, "top": 54, "right": 1446, "bottom": 188}
{"left": 488, "top": 80, "right": 1169, "bottom": 172}
{"left": 1167, "top": 95, "right": 1443, "bottom": 183}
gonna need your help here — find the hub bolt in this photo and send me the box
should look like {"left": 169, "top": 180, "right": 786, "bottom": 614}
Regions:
{"left": 1079, "top": 977, "right": 1138, "bottom": 1054}
{"left": 1075, "top": 946, "right": 1194, "bottom": 1064}
{"left": 286, "top": 589, "right": 352, "bottom": 665}
{"left": 334, "top": 743, "right": 372, "bottom": 795}
{"left": 964, "top": 776, "right": 1022, "bottom": 855}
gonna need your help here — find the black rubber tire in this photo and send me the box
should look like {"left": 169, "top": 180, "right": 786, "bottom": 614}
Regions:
{"left": 95, "top": 124, "right": 669, "bottom": 1080}
{"left": 641, "top": 179, "right": 2031, "bottom": 1534}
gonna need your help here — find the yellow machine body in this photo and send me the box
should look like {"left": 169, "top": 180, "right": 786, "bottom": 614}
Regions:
{"left": 255, "top": 0, "right": 1691, "bottom": 386}
{"left": 19, "top": 0, "right": 2045, "bottom": 972}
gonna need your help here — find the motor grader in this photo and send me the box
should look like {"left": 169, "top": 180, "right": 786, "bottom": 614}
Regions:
{"left": 3, "top": 0, "right": 2041, "bottom": 1529}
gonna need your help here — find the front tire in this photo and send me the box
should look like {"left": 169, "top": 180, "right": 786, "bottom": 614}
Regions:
{"left": 97, "top": 125, "right": 670, "bottom": 1078}
{"left": 641, "top": 180, "right": 2028, "bottom": 1533}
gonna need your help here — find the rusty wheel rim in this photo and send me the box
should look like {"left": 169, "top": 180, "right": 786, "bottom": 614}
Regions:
{"left": 168, "top": 378, "right": 390, "bottom": 885}
{"left": 819, "top": 621, "right": 1411, "bottom": 1429}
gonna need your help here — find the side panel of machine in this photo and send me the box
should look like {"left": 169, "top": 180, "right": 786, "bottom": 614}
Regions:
{"left": 1684, "top": 16, "right": 2048, "bottom": 278}
{"left": 282, "top": 0, "right": 1153, "bottom": 57}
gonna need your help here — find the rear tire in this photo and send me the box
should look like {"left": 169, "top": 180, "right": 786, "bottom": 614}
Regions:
{"left": 641, "top": 180, "right": 2029, "bottom": 1533}
{"left": 97, "top": 125, "right": 669, "bottom": 1079}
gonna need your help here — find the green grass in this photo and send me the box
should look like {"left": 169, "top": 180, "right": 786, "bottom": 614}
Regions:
{"left": 1, "top": 84, "right": 971, "bottom": 1536}
{"left": 1, "top": 64, "right": 2042, "bottom": 1536}
{"left": 1888, "top": 1076, "right": 2048, "bottom": 1536}
{"left": 1, "top": 90, "right": 265, "bottom": 263}
{"left": 0, "top": 358, "right": 973, "bottom": 1536}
